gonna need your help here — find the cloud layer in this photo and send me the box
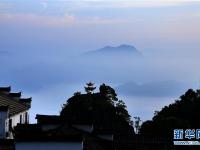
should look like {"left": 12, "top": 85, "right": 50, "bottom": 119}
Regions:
{"left": 0, "top": 0, "right": 200, "bottom": 123}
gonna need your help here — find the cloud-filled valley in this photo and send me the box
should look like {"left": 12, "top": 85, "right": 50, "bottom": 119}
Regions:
{"left": 1, "top": 43, "right": 199, "bottom": 122}
{"left": 0, "top": 0, "right": 200, "bottom": 123}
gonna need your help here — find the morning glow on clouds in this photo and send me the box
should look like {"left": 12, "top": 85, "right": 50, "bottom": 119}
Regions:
{"left": 1, "top": 0, "right": 200, "bottom": 9}
{"left": 48, "top": 0, "right": 200, "bottom": 8}
{"left": 0, "top": 0, "right": 200, "bottom": 16}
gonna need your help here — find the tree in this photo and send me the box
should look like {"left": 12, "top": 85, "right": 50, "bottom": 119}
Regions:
{"left": 74, "top": 91, "right": 81, "bottom": 96}
{"left": 60, "top": 83, "right": 135, "bottom": 135}
{"left": 140, "top": 89, "right": 200, "bottom": 137}
{"left": 99, "top": 83, "right": 118, "bottom": 103}
{"left": 99, "top": 84, "right": 132, "bottom": 125}
{"left": 116, "top": 100, "right": 131, "bottom": 123}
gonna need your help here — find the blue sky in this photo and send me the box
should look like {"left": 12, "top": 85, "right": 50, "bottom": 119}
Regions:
{"left": 0, "top": 0, "right": 200, "bottom": 123}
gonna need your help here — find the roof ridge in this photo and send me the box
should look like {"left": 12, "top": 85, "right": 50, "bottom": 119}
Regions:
{"left": 0, "top": 93, "right": 30, "bottom": 116}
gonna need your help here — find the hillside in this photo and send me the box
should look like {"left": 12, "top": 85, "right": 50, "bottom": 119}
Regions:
{"left": 140, "top": 89, "right": 200, "bottom": 138}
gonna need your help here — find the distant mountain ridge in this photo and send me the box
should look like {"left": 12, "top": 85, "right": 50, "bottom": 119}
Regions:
{"left": 83, "top": 44, "right": 142, "bottom": 57}
{"left": 116, "top": 80, "right": 191, "bottom": 98}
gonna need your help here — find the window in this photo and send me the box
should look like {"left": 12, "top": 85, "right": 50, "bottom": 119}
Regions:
{"left": 9, "top": 119, "right": 12, "bottom": 131}
{"left": 25, "top": 112, "right": 28, "bottom": 124}
{"left": 20, "top": 115, "right": 22, "bottom": 124}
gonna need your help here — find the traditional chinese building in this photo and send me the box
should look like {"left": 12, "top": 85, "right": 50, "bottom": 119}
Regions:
{"left": 0, "top": 86, "right": 31, "bottom": 139}
{"left": 14, "top": 114, "right": 113, "bottom": 150}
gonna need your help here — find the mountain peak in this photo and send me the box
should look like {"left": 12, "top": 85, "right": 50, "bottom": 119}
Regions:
{"left": 103, "top": 45, "right": 113, "bottom": 49}
{"left": 118, "top": 44, "right": 136, "bottom": 49}
{"left": 102, "top": 44, "right": 136, "bottom": 50}
{"left": 83, "top": 44, "right": 142, "bottom": 57}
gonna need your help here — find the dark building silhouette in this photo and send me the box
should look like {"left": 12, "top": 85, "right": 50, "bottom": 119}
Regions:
{"left": 0, "top": 86, "right": 31, "bottom": 139}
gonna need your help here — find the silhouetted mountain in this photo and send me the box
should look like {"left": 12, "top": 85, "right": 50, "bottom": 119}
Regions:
{"left": 83, "top": 44, "right": 142, "bottom": 57}
{"left": 116, "top": 80, "right": 190, "bottom": 97}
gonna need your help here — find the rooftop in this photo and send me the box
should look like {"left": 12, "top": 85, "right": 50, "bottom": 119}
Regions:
{"left": 0, "top": 86, "right": 31, "bottom": 116}
{"left": 0, "top": 86, "right": 11, "bottom": 93}
{"left": 14, "top": 123, "right": 83, "bottom": 142}
{"left": 36, "top": 114, "right": 61, "bottom": 124}
{"left": 0, "top": 105, "right": 9, "bottom": 112}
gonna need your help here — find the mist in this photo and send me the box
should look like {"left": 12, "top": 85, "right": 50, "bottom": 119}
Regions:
{"left": 0, "top": 0, "right": 200, "bottom": 122}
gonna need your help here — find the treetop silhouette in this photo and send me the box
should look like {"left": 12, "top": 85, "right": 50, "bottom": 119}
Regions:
{"left": 60, "top": 83, "right": 134, "bottom": 135}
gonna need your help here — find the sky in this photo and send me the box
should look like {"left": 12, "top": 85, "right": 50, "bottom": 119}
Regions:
{"left": 0, "top": 0, "right": 200, "bottom": 123}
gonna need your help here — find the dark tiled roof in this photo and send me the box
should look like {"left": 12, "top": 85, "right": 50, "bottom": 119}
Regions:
{"left": 36, "top": 114, "right": 95, "bottom": 125}
{"left": 0, "top": 93, "right": 30, "bottom": 116}
{"left": 0, "top": 105, "right": 9, "bottom": 111}
{"left": 14, "top": 124, "right": 83, "bottom": 142}
{"left": 0, "top": 86, "right": 11, "bottom": 93}
{"left": 20, "top": 98, "right": 32, "bottom": 103}
{"left": 19, "top": 98, "right": 32, "bottom": 107}
{"left": 9, "top": 92, "right": 21, "bottom": 98}
{"left": 36, "top": 114, "right": 61, "bottom": 124}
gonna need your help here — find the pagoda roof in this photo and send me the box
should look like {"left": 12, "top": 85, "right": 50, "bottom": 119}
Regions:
{"left": 85, "top": 86, "right": 96, "bottom": 89}
{"left": 86, "top": 82, "right": 95, "bottom": 86}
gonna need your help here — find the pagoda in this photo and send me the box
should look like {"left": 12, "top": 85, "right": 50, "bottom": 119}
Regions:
{"left": 84, "top": 82, "right": 96, "bottom": 94}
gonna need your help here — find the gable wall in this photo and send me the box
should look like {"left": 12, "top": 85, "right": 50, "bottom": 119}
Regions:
{"left": 5, "top": 110, "right": 29, "bottom": 139}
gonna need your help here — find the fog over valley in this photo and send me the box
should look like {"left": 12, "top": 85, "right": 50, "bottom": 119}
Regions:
{"left": 0, "top": 0, "right": 200, "bottom": 122}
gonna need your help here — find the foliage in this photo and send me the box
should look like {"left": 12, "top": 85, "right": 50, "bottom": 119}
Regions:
{"left": 140, "top": 89, "right": 200, "bottom": 138}
{"left": 60, "top": 83, "right": 134, "bottom": 135}
{"left": 99, "top": 84, "right": 132, "bottom": 125}
{"left": 99, "top": 83, "right": 118, "bottom": 101}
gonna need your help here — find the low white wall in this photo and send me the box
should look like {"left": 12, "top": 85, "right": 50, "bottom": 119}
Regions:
{"left": 16, "top": 142, "right": 82, "bottom": 150}
{"left": 9, "top": 110, "right": 29, "bottom": 128}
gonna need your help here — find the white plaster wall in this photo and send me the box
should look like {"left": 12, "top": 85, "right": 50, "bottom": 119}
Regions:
{"left": 16, "top": 142, "right": 82, "bottom": 150}
{"left": 9, "top": 110, "right": 29, "bottom": 127}
{"left": 5, "top": 110, "right": 29, "bottom": 138}
{"left": 0, "top": 111, "right": 8, "bottom": 138}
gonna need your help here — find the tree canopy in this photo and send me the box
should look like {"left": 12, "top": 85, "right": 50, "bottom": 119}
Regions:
{"left": 60, "top": 83, "right": 134, "bottom": 135}
{"left": 140, "top": 89, "right": 200, "bottom": 138}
